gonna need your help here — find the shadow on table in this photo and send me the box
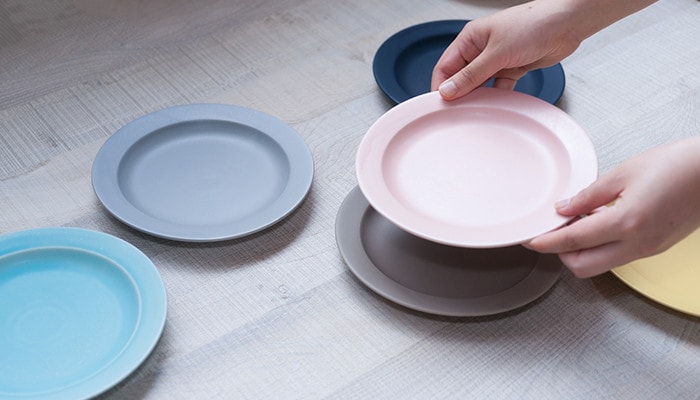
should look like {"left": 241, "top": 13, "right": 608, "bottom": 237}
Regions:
{"left": 347, "top": 268, "right": 557, "bottom": 324}
{"left": 96, "top": 322, "right": 174, "bottom": 399}
{"left": 591, "top": 272, "right": 700, "bottom": 326}
{"left": 89, "top": 184, "right": 318, "bottom": 272}
{"left": 350, "top": 267, "right": 699, "bottom": 345}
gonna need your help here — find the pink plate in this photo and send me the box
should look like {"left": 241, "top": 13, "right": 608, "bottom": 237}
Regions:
{"left": 356, "top": 88, "right": 598, "bottom": 248}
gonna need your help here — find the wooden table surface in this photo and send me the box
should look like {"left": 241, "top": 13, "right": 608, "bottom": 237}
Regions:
{"left": 1, "top": 0, "right": 698, "bottom": 398}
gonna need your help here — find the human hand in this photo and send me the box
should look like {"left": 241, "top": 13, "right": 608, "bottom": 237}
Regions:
{"left": 431, "top": 0, "right": 657, "bottom": 100}
{"left": 430, "top": 0, "right": 582, "bottom": 100}
{"left": 526, "top": 137, "right": 700, "bottom": 278}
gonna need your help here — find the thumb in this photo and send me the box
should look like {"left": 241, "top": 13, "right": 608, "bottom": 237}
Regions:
{"left": 438, "top": 52, "right": 504, "bottom": 100}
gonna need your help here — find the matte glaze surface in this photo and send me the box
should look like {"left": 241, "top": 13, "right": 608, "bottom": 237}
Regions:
{"left": 4, "top": 1, "right": 698, "bottom": 397}
{"left": 335, "top": 186, "right": 562, "bottom": 316}
{"left": 612, "top": 229, "right": 700, "bottom": 317}
{"left": 356, "top": 88, "right": 598, "bottom": 247}
{"left": 0, "top": 228, "right": 167, "bottom": 399}
{"left": 92, "top": 104, "right": 314, "bottom": 242}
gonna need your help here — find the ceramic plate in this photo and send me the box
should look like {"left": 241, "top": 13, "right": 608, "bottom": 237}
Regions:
{"left": 0, "top": 227, "right": 166, "bottom": 400}
{"left": 92, "top": 104, "right": 314, "bottom": 242}
{"left": 336, "top": 186, "right": 561, "bottom": 316}
{"left": 612, "top": 229, "right": 700, "bottom": 317}
{"left": 373, "top": 20, "right": 566, "bottom": 104}
{"left": 356, "top": 88, "right": 597, "bottom": 248}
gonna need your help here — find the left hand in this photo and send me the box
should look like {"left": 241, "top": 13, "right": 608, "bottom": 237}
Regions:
{"left": 526, "top": 136, "right": 700, "bottom": 278}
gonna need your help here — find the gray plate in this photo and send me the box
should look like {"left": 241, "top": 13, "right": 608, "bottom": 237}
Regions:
{"left": 92, "top": 104, "right": 314, "bottom": 242}
{"left": 336, "top": 186, "right": 562, "bottom": 317}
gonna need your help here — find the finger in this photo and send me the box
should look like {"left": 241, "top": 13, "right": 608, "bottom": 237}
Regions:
{"left": 556, "top": 172, "right": 624, "bottom": 217}
{"left": 558, "top": 240, "right": 635, "bottom": 278}
{"left": 438, "top": 51, "right": 506, "bottom": 99}
{"left": 431, "top": 48, "right": 467, "bottom": 91}
{"left": 527, "top": 208, "right": 621, "bottom": 254}
{"left": 491, "top": 66, "right": 530, "bottom": 90}
{"left": 431, "top": 27, "right": 483, "bottom": 91}
{"left": 492, "top": 77, "right": 518, "bottom": 90}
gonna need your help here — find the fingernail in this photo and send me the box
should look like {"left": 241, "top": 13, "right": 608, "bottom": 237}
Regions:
{"left": 555, "top": 198, "right": 570, "bottom": 209}
{"left": 439, "top": 80, "right": 457, "bottom": 98}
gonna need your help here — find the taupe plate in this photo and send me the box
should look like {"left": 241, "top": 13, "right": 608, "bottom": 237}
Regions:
{"left": 335, "top": 186, "right": 562, "bottom": 316}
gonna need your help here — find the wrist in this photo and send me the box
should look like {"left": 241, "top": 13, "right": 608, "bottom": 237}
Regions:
{"left": 530, "top": 0, "right": 657, "bottom": 42}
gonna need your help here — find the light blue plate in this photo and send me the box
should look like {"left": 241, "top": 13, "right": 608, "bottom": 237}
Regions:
{"left": 92, "top": 104, "right": 314, "bottom": 242}
{"left": 0, "top": 227, "right": 167, "bottom": 400}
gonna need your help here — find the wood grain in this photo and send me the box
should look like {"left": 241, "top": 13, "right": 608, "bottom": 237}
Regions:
{"left": 1, "top": 0, "right": 698, "bottom": 399}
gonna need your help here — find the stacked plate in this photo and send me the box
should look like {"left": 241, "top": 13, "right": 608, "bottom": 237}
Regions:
{"left": 336, "top": 21, "right": 596, "bottom": 316}
{"left": 1, "top": 104, "right": 314, "bottom": 398}
{"left": 338, "top": 88, "right": 598, "bottom": 317}
{"left": 348, "top": 20, "right": 700, "bottom": 318}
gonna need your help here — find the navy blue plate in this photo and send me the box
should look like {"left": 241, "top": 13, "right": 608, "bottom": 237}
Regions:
{"left": 373, "top": 20, "right": 566, "bottom": 104}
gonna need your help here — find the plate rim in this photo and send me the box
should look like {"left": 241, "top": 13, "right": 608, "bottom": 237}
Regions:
{"left": 335, "top": 186, "right": 562, "bottom": 317}
{"left": 372, "top": 19, "right": 566, "bottom": 104}
{"left": 356, "top": 88, "right": 598, "bottom": 248}
{"left": 91, "top": 103, "right": 314, "bottom": 242}
{"left": 0, "top": 227, "right": 167, "bottom": 399}
{"left": 611, "top": 229, "right": 700, "bottom": 317}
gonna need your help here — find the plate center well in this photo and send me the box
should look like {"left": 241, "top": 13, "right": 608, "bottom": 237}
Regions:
{"left": 117, "top": 120, "right": 290, "bottom": 226}
{"left": 0, "top": 247, "right": 139, "bottom": 393}
{"left": 381, "top": 107, "right": 571, "bottom": 228}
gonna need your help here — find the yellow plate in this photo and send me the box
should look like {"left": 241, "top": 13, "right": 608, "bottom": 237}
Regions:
{"left": 611, "top": 229, "right": 700, "bottom": 317}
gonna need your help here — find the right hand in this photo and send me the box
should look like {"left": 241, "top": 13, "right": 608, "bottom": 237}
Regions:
{"left": 526, "top": 137, "right": 700, "bottom": 278}
{"left": 430, "top": 0, "right": 583, "bottom": 100}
